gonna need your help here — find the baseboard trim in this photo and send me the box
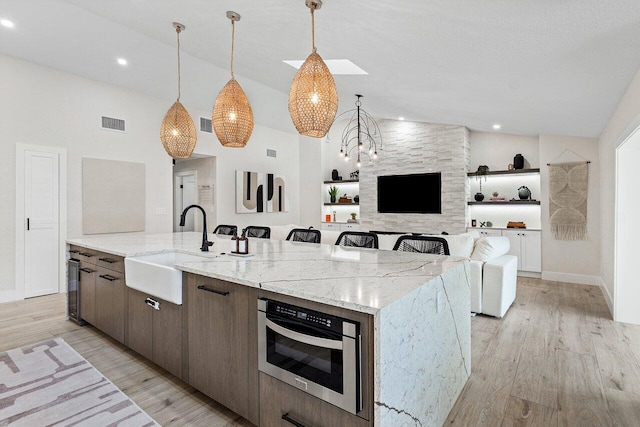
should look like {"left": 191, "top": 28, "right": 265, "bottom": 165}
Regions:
{"left": 517, "top": 271, "right": 541, "bottom": 279}
{"left": 601, "top": 282, "right": 614, "bottom": 316}
{"left": 0, "top": 289, "right": 21, "bottom": 304}
{"left": 541, "top": 271, "right": 603, "bottom": 286}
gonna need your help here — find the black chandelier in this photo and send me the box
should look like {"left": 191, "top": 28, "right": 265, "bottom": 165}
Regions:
{"left": 336, "top": 94, "right": 382, "bottom": 167}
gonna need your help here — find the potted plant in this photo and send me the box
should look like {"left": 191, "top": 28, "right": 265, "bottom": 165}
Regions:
{"left": 350, "top": 212, "right": 357, "bottom": 221}
{"left": 328, "top": 185, "right": 339, "bottom": 203}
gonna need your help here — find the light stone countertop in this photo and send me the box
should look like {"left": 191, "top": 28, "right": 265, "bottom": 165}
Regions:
{"left": 67, "top": 232, "right": 468, "bottom": 315}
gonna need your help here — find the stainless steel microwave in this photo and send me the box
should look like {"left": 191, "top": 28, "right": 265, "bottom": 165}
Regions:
{"left": 257, "top": 298, "right": 362, "bottom": 414}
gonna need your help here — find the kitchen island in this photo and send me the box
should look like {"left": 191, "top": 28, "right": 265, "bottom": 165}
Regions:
{"left": 67, "top": 232, "right": 470, "bottom": 426}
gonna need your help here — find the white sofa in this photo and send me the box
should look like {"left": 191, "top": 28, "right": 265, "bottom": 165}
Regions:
{"left": 267, "top": 225, "right": 517, "bottom": 318}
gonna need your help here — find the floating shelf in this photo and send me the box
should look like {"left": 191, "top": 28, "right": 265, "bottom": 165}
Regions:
{"left": 468, "top": 200, "right": 541, "bottom": 205}
{"left": 466, "top": 168, "right": 540, "bottom": 177}
{"left": 323, "top": 179, "right": 359, "bottom": 184}
{"left": 324, "top": 203, "right": 360, "bottom": 206}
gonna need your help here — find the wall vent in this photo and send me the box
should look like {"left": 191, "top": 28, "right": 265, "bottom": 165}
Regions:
{"left": 267, "top": 149, "right": 277, "bottom": 158}
{"left": 200, "top": 117, "right": 213, "bottom": 133}
{"left": 101, "top": 116, "right": 126, "bottom": 132}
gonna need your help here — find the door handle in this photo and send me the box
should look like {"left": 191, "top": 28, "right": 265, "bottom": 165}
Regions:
{"left": 98, "top": 257, "right": 117, "bottom": 264}
{"left": 281, "top": 413, "right": 306, "bottom": 427}
{"left": 197, "top": 285, "right": 229, "bottom": 296}
{"left": 79, "top": 252, "right": 94, "bottom": 258}
{"left": 79, "top": 268, "right": 94, "bottom": 274}
{"left": 27, "top": 218, "right": 29, "bottom": 231}
{"left": 99, "top": 274, "right": 118, "bottom": 282}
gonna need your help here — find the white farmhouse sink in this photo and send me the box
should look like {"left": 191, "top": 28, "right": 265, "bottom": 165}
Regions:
{"left": 124, "top": 251, "right": 213, "bottom": 305}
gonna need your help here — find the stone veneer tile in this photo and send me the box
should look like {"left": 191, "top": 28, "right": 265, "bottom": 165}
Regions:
{"left": 360, "top": 121, "right": 470, "bottom": 234}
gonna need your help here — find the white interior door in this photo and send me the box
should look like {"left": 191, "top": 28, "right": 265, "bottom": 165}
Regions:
{"left": 174, "top": 173, "right": 196, "bottom": 232}
{"left": 24, "top": 150, "right": 60, "bottom": 298}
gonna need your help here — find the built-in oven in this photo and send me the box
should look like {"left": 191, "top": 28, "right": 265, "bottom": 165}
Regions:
{"left": 258, "top": 298, "right": 361, "bottom": 415}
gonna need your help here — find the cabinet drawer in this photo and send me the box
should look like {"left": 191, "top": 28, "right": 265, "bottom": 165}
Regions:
{"left": 96, "top": 252, "right": 124, "bottom": 273}
{"left": 259, "top": 373, "right": 370, "bottom": 427}
{"left": 70, "top": 245, "right": 98, "bottom": 264}
{"left": 341, "top": 223, "right": 360, "bottom": 231}
{"left": 321, "top": 223, "right": 341, "bottom": 231}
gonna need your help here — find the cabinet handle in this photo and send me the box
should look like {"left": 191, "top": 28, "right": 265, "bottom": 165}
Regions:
{"left": 99, "top": 274, "right": 118, "bottom": 282}
{"left": 79, "top": 252, "right": 94, "bottom": 258}
{"left": 197, "top": 285, "right": 229, "bottom": 296}
{"left": 69, "top": 249, "right": 80, "bottom": 254}
{"left": 98, "top": 257, "right": 117, "bottom": 264}
{"left": 281, "top": 413, "right": 306, "bottom": 427}
{"left": 79, "top": 268, "right": 94, "bottom": 274}
{"left": 145, "top": 297, "right": 160, "bottom": 310}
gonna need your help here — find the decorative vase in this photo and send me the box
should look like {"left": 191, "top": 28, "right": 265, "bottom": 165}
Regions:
{"left": 330, "top": 195, "right": 336, "bottom": 203}
{"left": 331, "top": 169, "right": 339, "bottom": 180}
{"left": 354, "top": 195, "right": 359, "bottom": 203}
{"left": 514, "top": 154, "right": 524, "bottom": 170}
{"left": 518, "top": 186, "right": 531, "bottom": 200}
{"left": 474, "top": 192, "right": 485, "bottom": 202}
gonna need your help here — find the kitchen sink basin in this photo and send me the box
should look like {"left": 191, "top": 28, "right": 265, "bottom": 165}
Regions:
{"left": 124, "top": 251, "right": 214, "bottom": 305}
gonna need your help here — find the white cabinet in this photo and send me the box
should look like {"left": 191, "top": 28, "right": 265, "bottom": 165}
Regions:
{"left": 322, "top": 223, "right": 360, "bottom": 232}
{"left": 468, "top": 228, "right": 502, "bottom": 237}
{"left": 502, "top": 229, "right": 541, "bottom": 273}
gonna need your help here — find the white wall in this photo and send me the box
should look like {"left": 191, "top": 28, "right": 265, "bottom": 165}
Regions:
{"left": 469, "top": 131, "right": 539, "bottom": 172}
{"left": 616, "top": 131, "right": 640, "bottom": 324}
{"left": 0, "top": 54, "right": 301, "bottom": 296}
{"left": 539, "top": 135, "right": 601, "bottom": 285}
{"left": 598, "top": 68, "right": 640, "bottom": 315}
{"left": 299, "top": 136, "right": 323, "bottom": 229}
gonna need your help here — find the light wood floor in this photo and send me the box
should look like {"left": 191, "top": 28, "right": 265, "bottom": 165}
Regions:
{"left": 1, "top": 278, "right": 639, "bottom": 426}
{"left": 0, "top": 294, "right": 253, "bottom": 426}
{"left": 447, "top": 277, "right": 640, "bottom": 427}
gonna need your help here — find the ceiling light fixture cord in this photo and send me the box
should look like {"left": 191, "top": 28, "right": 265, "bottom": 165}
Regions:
{"left": 176, "top": 26, "right": 182, "bottom": 102}
{"left": 311, "top": 5, "right": 316, "bottom": 53}
{"left": 230, "top": 19, "right": 235, "bottom": 78}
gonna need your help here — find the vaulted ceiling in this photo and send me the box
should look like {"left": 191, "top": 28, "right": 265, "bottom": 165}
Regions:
{"left": 2, "top": 0, "right": 640, "bottom": 137}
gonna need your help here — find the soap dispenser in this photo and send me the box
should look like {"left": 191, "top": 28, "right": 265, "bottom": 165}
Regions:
{"left": 238, "top": 228, "right": 249, "bottom": 255}
{"left": 230, "top": 230, "right": 239, "bottom": 254}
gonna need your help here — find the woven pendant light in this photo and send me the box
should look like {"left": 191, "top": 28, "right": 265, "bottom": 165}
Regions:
{"left": 288, "top": 0, "right": 338, "bottom": 138}
{"left": 213, "top": 11, "right": 254, "bottom": 148}
{"left": 160, "top": 22, "right": 197, "bottom": 159}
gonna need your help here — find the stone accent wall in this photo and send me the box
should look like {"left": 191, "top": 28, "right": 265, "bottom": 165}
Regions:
{"left": 359, "top": 120, "right": 470, "bottom": 234}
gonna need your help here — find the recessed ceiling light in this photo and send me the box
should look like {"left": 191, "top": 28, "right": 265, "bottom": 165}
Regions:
{"left": 1, "top": 19, "right": 15, "bottom": 28}
{"left": 493, "top": 124, "right": 501, "bottom": 130}
{"left": 116, "top": 58, "right": 128, "bottom": 66}
{"left": 398, "top": 117, "right": 405, "bottom": 121}
{"left": 283, "top": 59, "right": 368, "bottom": 75}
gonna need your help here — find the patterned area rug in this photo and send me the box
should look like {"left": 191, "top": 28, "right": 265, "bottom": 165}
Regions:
{"left": 0, "top": 338, "right": 158, "bottom": 426}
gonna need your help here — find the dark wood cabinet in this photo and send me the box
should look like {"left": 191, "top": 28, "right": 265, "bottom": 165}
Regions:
{"left": 259, "top": 373, "right": 370, "bottom": 427}
{"left": 126, "top": 288, "right": 183, "bottom": 378}
{"left": 78, "top": 262, "right": 96, "bottom": 325}
{"left": 94, "top": 266, "right": 125, "bottom": 344}
{"left": 126, "top": 288, "right": 153, "bottom": 361}
{"left": 187, "top": 275, "right": 258, "bottom": 425}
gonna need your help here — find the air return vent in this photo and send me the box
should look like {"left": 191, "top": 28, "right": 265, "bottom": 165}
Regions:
{"left": 200, "top": 117, "right": 213, "bottom": 133}
{"left": 267, "top": 149, "right": 277, "bottom": 158}
{"left": 101, "top": 116, "right": 125, "bottom": 132}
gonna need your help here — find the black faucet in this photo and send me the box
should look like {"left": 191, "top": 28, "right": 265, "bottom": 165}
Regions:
{"left": 179, "top": 204, "right": 214, "bottom": 252}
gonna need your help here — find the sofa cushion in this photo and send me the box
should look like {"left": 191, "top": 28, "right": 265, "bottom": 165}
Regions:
{"left": 470, "top": 236, "right": 511, "bottom": 261}
{"left": 422, "top": 234, "right": 474, "bottom": 258}
{"left": 269, "top": 224, "right": 303, "bottom": 241}
{"left": 376, "top": 234, "right": 409, "bottom": 251}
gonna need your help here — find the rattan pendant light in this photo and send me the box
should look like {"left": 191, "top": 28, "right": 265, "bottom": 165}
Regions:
{"left": 212, "top": 11, "right": 254, "bottom": 148}
{"left": 288, "top": 0, "right": 338, "bottom": 138}
{"left": 160, "top": 22, "right": 197, "bottom": 159}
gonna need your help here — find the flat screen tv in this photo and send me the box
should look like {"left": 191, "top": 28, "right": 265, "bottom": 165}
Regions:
{"left": 377, "top": 172, "right": 441, "bottom": 214}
